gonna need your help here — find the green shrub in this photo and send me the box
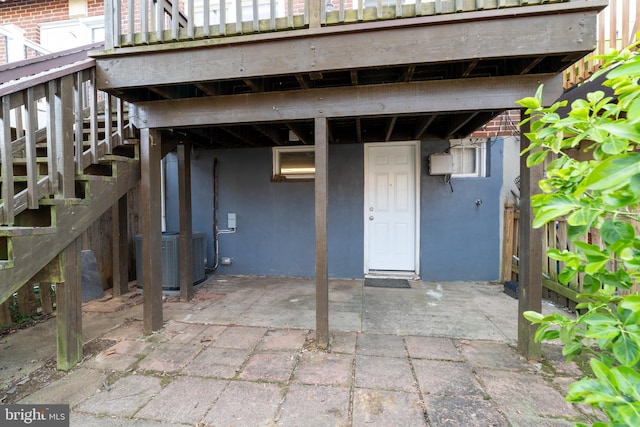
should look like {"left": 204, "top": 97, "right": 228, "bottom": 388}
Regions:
{"left": 517, "top": 41, "right": 640, "bottom": 427}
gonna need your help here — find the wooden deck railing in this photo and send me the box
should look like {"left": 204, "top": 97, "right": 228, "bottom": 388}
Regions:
{"left": 564, "top": 0, "right": 640, "bottom": 89}
{"left": 104, "top": 0, "right": 572, "bottom": 49}
{"left": 0, "top": 61, "right": 133, "bottom": 226}
{"left": 0, "top": 51, "right": 139, "bottom": 328}
{"left": 502, "top": 203, "right": 640, "bottom": 310}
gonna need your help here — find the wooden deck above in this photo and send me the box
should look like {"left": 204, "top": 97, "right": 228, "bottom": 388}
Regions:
{"left": 93, "top": 0, "right": 606, "bottom": 147}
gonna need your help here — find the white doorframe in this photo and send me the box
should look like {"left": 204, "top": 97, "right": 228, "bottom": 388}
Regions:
{"left": 363, "top": 141, "right": 421, "bottom": 276}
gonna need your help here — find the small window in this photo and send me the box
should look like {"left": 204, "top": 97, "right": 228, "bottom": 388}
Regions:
{"left": 449, "top": 138, "right": 487, "bottom": 178}
{"left": 273, "top": 146, "right": 315, "bottom": 181}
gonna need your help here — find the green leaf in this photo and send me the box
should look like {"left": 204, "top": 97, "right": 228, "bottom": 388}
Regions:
{"left": 523, "top": 311, "right": 545, "bottom": 322}
{"left": 611, "top": 402, "right": 640, "bottom": 427}
{"left": 585, "top": 259, "right": 609, "bottom": 275}
{"left": 517, "top": 96, "right": 541, "bottom": 109}
{"left": 559, "top": 268, "right": 578, "bottom": 285}
{"left": 577, "top": 152, "right": 640, "bottom": 193}
{"left": 532, "top": 195, "right": 579, "bottom": 228}
{"left": 602, "top": 136, "right": 630, "bottom": 155}
{"left": 628, "top": 96, "right": 640, "bottom": 124}
{"left": 601, "top": 219, "right": 636, "bottom": 244}
{"left": 590, "top": 358, "right": 620, "bottom": 392}
{"left": 610, "top": 366, "right": 640, "bottom": 401}
{"left": 607, "top": 59, "right": 640, "bottom": 79}
{"left": 526, "top": 149, "right": 548, "bottom": 167}
{"left": 621, "top": 294, "right": 640, "bottom": 312}
{"left": 582, "top": 275, "right": 602, "bottom": 294}
{"left": 613, "top": 335, "right": 640, "bottom": 366}
{"left": 599, "top": 122, "right": 640, "bottom": 143}
{"left": 562, "top": 341, "right": 582, "bottom": 357}
{"left": 574, "top": 241, "right": 607, "bottom": 256}
{"left": 567, "top": 208, "right": 596, "bottom": 227}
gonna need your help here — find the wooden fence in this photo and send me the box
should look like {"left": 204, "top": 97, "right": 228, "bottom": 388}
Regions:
{"left": 502, "top": 202, "right": 640, "bottom": 310}
{"left": 563, "top": 0, "right": 640, "bottom": 89}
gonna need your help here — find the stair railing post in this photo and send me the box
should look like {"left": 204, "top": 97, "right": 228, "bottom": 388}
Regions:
{"left": 105, "top": 93, "right": 113, "bottom": 154}
{"left": 89, "top": 68, "right": 99, "bottom": 165}
{"left": 57, "top": 75, "right": 76, "bottom": 198}
{"left": 24, "top": 87, "right": 38, "bottom": 209}
{"left": 74, "top": 72, "right": 84, "bottom": 174}
{"left": 46, "top": 80, "right": 59, "bottom": 194}
{"left": 0, "top": 95, "right": 15, "bottom": 224}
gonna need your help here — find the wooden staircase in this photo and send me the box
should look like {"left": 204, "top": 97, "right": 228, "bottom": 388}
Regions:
{"left": 0, "top": 53, "right": 140, "bottom": 369}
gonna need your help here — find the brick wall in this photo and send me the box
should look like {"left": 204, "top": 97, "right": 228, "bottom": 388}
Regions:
{"left": 0, "top": 0, "right": 105, "bottom": 64}
{"left": 470, "top": 110, "right": 521, "bottom": 138}
{"left": 88, "top": 0, "right": 104, "bottom": 17}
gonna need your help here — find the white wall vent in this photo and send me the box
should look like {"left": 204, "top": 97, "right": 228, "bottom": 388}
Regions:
{"left": 136, "top": 232, "right": 206, "bottom": 290}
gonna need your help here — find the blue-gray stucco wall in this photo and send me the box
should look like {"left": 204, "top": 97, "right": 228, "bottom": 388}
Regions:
{"left": 165, "top": 139, "right": 503, "bottom": 281}
{"left": 420, "top": 140, "right": 502, "bottom": 281}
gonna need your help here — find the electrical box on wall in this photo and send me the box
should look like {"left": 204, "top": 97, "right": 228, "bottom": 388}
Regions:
{"left": 428, "top": 153, "right": 453, "bottom": 175}
{"left": 228, "top": 213, "right": 237, "bottom": 229}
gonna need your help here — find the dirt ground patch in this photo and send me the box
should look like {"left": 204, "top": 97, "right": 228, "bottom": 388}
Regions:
{"left": 1, "top": 339, "right": 115, "bottom": 404}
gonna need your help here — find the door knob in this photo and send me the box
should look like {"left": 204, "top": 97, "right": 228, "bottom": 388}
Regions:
{"left": 369, "top": 216, "right": 374, "bottom": 220}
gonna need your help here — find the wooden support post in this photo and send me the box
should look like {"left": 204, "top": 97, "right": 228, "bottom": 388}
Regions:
{"left": 501, "top": 201, "right": 515, "bottom": 283}
{"left": 112, "top": 195, "right": 130, "bottom": 296}
{"left": 16, "top": 285, "right": 32, "bottom": 315}
{"left": 40, "top": 283, "right": 55, "bottom": 315}
{"left": 177, "top": 143, "right": 194, "bottom": 301}
{"left": 57, "top": 238, "right": 82, "bottom": 371}
{"left": 315, "top": 117, "right": 329, "bottom": 349}
{"left": 0, "top": 300, "right": 11, "bottom": 326}
{"left": 140, "top": 128, "right": 163, "bottom": 334}
{"left": 517, "top": 115, "right": 543, "bottom": 360}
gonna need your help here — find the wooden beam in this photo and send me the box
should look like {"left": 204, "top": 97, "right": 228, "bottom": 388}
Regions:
{"left": 96, "top": 6, "right": 601, "bottom": 90}
{"left": 132, "top": 74, "right": 563, "bottom": 128}
{"left": 384, "top": 116, "right": 397, "bottom": 141}
{"left": 177, "top": 143, "right": 194, "bottom": 301}
{"left": 243, "top": 78, "right": 265, "bottom": 92}
{"left": 441, "top": 111, "right": 480, "bottom": 138}
{"left": 56, "top": 237, "right": 82, "bottom": 371}
{"left": 140, "top": 128, "right": 163, "bottom": 334}
{"left": 517, "top": 114, "right": 543, "bottom": 360}
{"left": 219, "top": 126, "right": 261, "bottom": 147}
{"left": 194, "top": 82, "right": 221, "bottom": 96}
{"left": 253, "top": 124, "right": 286, "bottom": 145}
{"left": 315, "top": 117, "right": 329, "bottom": 350}
{"left": 286, "top": 122, "right": 312, "bottom": 145}
{"left": 401, "top": 64, "right": 415, "bottom": 82}
{"left": 112, "top": 195, "right": 129, "bottom": 296}
{"left": 462, "top": 59, "right": 479, "bottom": 77}
{"left": 350, "top": 70, "right": 359, "bottom": 85}
{"left": 414, "top": 115, "right": 436, "bottom": 139}
{"left": 149, "top": 85, "right": 184, "bottom": 100}
{"left": 295, "top": 74, "right": 310, "bottom": 90}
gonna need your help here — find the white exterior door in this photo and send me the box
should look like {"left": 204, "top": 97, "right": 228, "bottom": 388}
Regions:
{"left": 364, "top": 142, "right": 419, "bottom": 273}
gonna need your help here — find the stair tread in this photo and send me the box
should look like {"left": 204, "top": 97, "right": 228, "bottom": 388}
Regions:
{"left": 0, "top": 226, "right": 56, "bottom": 236}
